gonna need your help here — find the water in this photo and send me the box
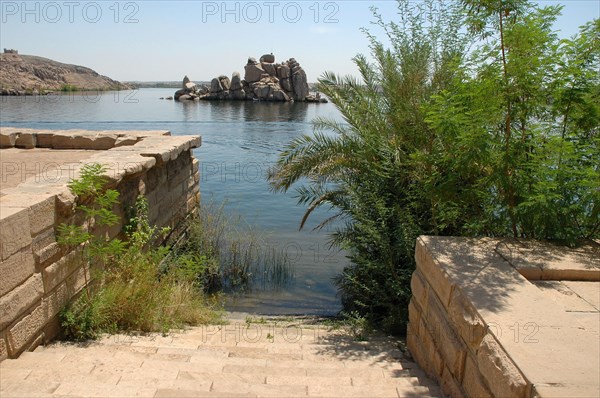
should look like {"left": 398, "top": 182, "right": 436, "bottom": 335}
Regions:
{"left": 0, "top": 88, "right": 348, "bottom": 315}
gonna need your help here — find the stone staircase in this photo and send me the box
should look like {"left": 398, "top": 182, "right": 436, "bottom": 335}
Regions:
{"left": 0, "top": 315, "right": 441, "bottom": 397}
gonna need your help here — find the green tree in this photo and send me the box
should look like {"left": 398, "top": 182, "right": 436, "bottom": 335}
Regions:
{"left": 270, "top": 0, "right": 467, "bottom": 332}
{"left": 269, "top": 0, "right": 599, "bottom": 333}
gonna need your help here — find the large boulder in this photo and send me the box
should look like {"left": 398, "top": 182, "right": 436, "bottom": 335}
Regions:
{"left": 198, "top": 84, "right": 210, "bottom": 94}
{"left": 183, "top": 75, "right": 190, "bottom": 88}
{"left": 185, "top": 81, "right": 197, "bottom": 91}
{"left": 230, "top": 72, "right": 242, "bottom": 91}
{"left": 280, "top": 78, "right": 292, "bottom": 92}
{"left": 218, "top": 75, "right": 231, "bottom": 90}
{"left": 262, "top": 63, "right": 277, "bottom": 77}
{"left": 174, "top": 88, "right": 187, "bottom": 100}
{"left": 244, "top": 63, "right": 265, "bottom": 83}
{"left": 260, "top": 53, "right": 275, "bottom": 63}
{"left": 254, "top": 84, "right": 273, "bottom": 100}
{"left": 277, "top": 65, "right": 290, "bottom": 79}
{"left": 231, "top": 88, "right": 246, "bottom": 100}
{"left": 273, "top": 89, "right": 289, "bottom": 102}
{"left": 292, "top": 68, "right": 309, "bottom": 100}
{"left": 210, "top": 77, "right": 223, "bottom": 93}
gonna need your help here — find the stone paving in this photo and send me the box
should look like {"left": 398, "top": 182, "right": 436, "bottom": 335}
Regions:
{"left": 0, "top": 315, "right": 441, "bottom": 397}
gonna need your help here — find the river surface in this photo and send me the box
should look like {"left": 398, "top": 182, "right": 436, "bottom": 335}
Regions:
{"left": 0, "top": 88, "right": 347, "bottom": 315}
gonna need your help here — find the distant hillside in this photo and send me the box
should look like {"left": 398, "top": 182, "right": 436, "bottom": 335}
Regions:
{"left": 0, "top": 52, "right": 133, "bottom": 94}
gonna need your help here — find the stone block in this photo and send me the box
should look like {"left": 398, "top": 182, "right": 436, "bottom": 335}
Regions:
{"left": 448, "top": 288, "right": 486, "bottom": 352}
{"left": 463, "top": 354, "right": 492, "bottom": 398}
{"left": 33, "top": 232, "right": 62, "bottom": 270}
{"left": 51, "top": 132, "right": 117, "bottom": 150}
{"left": 407, "top": 299, "right": 421, "bottom": 337}
{"left": 167, "top": 169, "right": 192, "bottom": 192}
{"left": 426, "top": 292, "right": 466, "bottom": 381}
{"left": 35, "top": 132, "right": 54, "bottom": 148}
{"left": 0, "top": 246, "right": 36, "bottom": 297}
{"left": 14, "top": 133, "right": 37, "bottom": 149}
{"left": 0, "top": 273, "right": 44, "bottom": 330}
{"left": 0, "top": 333, "right": 7, "bottom": 360}
{"left": 28, "top": 195, "right": 56, "bottom": 236}
{"left": 0, "top": 132, "right": 17, "bottom": 148}
{"left": 533, "top": 384, "right": 600, "bottom": 398}
{"left": 416, "top": 238, "right": 453, "bottom": 308}
{"left": 7, "top": 301, "right": 47, "bottom": 356}
{"left": 192, "top": 158, "right": 199, "bottom": 174}
{"left": 43, "top": 315, "right": 62, "bottom": 344}
{"left": 24, "top": 332, "right": 43, "bottom": 353}
{"left": 1, "top": 193, "right": 56, "bottom": 236}
{"left": 410, "top": 270, "right": 429, "bottom": 312}
{"left": 42, "top": 250, "right": 82, "bottom": 292}
{"left": 65, "top": 265, "right": 88, "bottom": 296}
{"left": 0, "top": 207, "right": 32, "bottom": 261}
{"left": 440, "top": 365, "right": 465, "bottom": 398}
{"left": 43, "top": 282, "right": 69, "bottom": 320}
{"left": 477, "top": 334, "right": 528, "bottom": 398}
{"left": 114, "top": 135, "right": 139, "bottom": 147}
{"left": 419, "top": 317, "right": 444, "bottom": 379}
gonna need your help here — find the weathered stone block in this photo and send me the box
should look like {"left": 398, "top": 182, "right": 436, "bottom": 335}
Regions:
{"left": 28, "top": 195, "right": 56, "bottom": 236}
{"left": 416, "top": 238, "right": 453, "bottom": 308}
{"left": 419, "top": 317, "right": 444, "bottom": 379}
{"left": 7, "top": 301, "right": 47, "bottom": 356}
{"left": 42, "top": 250, "right": 82, "bottom": 293}
{"left": 0, "top": 334, "right": 7, "bottom": 360}
{"left": 477, "top": 334, "right": 528, "bottom": 398}
{"left": 32, "top": 228, "right": 62, "bottom": 269}
{"left": 407, "top": 299, "right": 421, "bottom": 337}
{"left": 0, "top": 207, "right": 32, "bottom": 261}
{"left": 463, "top": 354, "right": 492, "bottom": 398}
{"left": 192, "top": 158, "right": 199, "bottom": 174}
{"left": 43, "top": 315, "right": 62, "bottom": 344}
{"left": 0, "top": 132, "right": 17, "bottom": 148}
{"left": 426, "top": 292, "right": 466, "bottom": 381}
{"left": 15, "top": 133, "right": 37, "bottom": 149}
{"left": 0, "top": 247, "right": 36, "bottom": 297}
{"left": 35, "top": 132, "right": 54, "bottom": 148}
{"left": 167, "top": 169, "right": 192, "bottom": 192}
{"left": 410, "top": 270, "right": 429, "bottom": 313}
{"left": 1, "top": 193, "right": 56, "bottom": 236}
{"left": 406, "top": 325, "right": 429, "bottom": 375}
{"left": 43, "top": 282, "right": 69, "bottom": 320}
{"left": 0, "top": 273, "right": 43, "bottom": 330}
{"left": 440, "top": 365, "right": 465, "bottom": 398}
{"left": 65, "top": 265, "right": 88, "bottom": 296}
{"left": 114, "top": 135, "right": 139, "bottom": 147}
{"left": 448, "top": 288, "right": 486, "bottom": 352}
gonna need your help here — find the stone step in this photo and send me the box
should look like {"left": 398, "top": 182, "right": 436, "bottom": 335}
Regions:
{"left": 0, "top": 318, "right": 442, "bottom": 398}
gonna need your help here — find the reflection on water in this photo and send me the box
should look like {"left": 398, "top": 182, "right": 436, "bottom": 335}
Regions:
{"left": 0, "top": 88, "right": 346, "bottom": 315}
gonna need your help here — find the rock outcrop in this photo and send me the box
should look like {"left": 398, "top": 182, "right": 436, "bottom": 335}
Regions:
{"left": 0, "top": 52, "right": 133, "bottom": 94}
{"left": 175, "top": 54, "right": 327, "bottom": 103}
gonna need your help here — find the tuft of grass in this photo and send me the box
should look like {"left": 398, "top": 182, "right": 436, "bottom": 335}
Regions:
{"left": 167, "top": 199, "right": 294, "bottom": 293}
{"left": 59, "top": 194, "right": 223, "bottom": 342}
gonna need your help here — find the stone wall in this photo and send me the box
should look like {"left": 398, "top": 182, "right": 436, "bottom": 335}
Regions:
{"left": 407, "top": 236, "right": 599, "bottom": 398}
{"left": 0, "top": 128, "right": 201, "bottom": 360}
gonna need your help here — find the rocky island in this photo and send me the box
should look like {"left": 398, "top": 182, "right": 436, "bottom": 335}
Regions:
{"left": 174, "top": 54, "right": 327, "bottom": 103}
{"left": 0, "top": 49, "right": 133, "bottom": 95}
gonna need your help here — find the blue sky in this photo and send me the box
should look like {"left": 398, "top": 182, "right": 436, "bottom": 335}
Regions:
{"left": 1, "top": 1, "right": 598, "bottom": 82}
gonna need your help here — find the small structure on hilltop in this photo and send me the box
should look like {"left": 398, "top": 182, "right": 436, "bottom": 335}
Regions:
{"left": 174, "top": 54, "right": 327, "bottom": 103}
